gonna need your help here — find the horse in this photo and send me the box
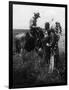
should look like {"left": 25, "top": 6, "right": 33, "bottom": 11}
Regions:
{"left": 14, "top": 32, "right": 26, "bottom": 56}
{"left": 14, "top": 28, "right": 43, "bottom": 56}
{"left": 24, "top": 27, "right": 44, "bottom": 53}
{"left": 14, "top": 27, "right": 50, "bottom": 65}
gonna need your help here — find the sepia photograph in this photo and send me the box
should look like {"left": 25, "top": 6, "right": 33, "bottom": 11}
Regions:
{"left": 9, "top": 1, "right": 67, "bottom": 88}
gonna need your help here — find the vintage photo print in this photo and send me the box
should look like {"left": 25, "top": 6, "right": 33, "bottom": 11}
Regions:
{"left": 9, "top": 1, "right": 67, "bottom": 89}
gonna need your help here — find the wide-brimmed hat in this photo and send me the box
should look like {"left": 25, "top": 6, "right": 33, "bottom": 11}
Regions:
{"left": 34, "top": 12, "right": 40, "bottom": 18}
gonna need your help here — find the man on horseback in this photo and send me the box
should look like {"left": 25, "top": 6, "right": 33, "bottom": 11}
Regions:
{"left": 30, "top": 12, "right": 40, "bottom": 28}
{"left": 30, "top": 12, "right": 40, "bottom": 39}
{"left": 28, "top": 12, "right": 44, "bottom": 52}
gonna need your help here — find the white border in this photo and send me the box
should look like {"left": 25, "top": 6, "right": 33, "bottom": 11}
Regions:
{"left": 0, "top": 0, "right": 68, "bottom": 90}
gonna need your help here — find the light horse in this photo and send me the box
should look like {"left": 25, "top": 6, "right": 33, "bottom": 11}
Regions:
{"left": 14, "top": 32, "right": 26, "bottom": 56}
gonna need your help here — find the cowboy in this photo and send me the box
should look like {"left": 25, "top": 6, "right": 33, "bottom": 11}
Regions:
{"left": 30, "top": 12, "right": 40, "bottom": 38}
{"left": 30, "top": 12, "right": 40, "bottom": 28}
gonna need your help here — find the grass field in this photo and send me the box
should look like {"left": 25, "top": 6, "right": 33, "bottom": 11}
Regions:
{"left": 12, "top": 29, "right": 66, "bottom": 88}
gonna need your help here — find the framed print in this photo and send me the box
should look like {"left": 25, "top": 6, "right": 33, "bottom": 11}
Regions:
{"left": 9, "top": 1, "right": 67, "bottom": 89}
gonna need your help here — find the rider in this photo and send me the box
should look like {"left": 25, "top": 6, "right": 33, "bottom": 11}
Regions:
{"left": 30, "top": 12, "right": 44, "bottom": 51}
{"left": 30, "top": 12, "right": 40, "bottom": 38}
{"left": 30, "top": 12, "right": 40, "bottom": 28}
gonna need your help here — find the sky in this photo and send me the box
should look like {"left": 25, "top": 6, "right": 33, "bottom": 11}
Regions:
{"left": 13, "top": 4, "right": 65, "bottom": 30}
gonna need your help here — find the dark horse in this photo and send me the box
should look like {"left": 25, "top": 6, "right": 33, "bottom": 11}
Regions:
{"left": 14, "top": 27, "right": 44, "bottom": 56}
{"left": 24, "top": 27, "right": 44, "bottom": 52}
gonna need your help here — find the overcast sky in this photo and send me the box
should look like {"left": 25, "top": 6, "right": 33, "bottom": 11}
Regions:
{"left": 13, "top": 4, "right": 65, "bottom": 30}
